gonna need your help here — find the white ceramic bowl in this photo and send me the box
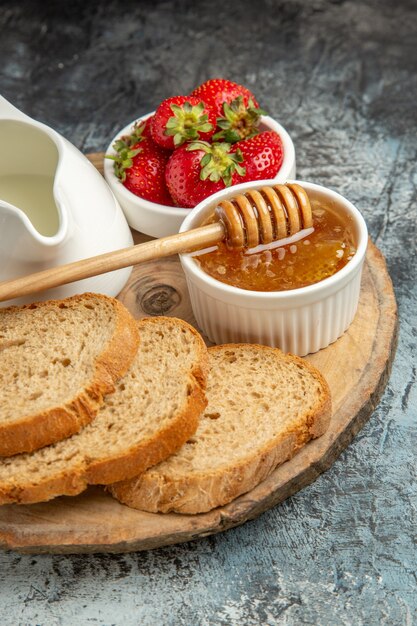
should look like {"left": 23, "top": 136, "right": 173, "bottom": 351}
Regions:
{"left": 179, "top": 180, "right": 368, "bottom": 356}
{"left": 103, "top": 113, "right": 296, "bottom": 238}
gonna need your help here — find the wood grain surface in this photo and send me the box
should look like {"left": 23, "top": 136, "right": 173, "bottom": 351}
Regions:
{"left": 0, "top": 198, "right": 398, "bottom": 553}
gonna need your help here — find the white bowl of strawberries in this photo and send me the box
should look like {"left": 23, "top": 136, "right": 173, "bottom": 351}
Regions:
{"left": 104, "top": 78, "right": 296, "bottom": 238}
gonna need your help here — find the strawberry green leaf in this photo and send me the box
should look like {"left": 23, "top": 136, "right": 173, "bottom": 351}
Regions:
{"left": 213, "top": 128, "right": 242, "bottom": 143}
{"left": 188, "top": 141, "right": 246, "bottom": 186}
{"left": 104, "top": 121, "right": 146, "bottom": 181}
{"left": 163, "top": 101, "right": 214, "bottom": 146}
{"left": 214, "top": 96, "right": 268, "bottom": 143}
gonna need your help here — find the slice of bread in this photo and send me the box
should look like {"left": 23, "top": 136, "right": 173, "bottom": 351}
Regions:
{"left": 110, "top": 344, "right": 332, "bottom": 514}
{"left": 0, "top": 316, "right": 208, "bottom": 505}
{"left": 0, "top": 293, "right": 139, "bottom": 457}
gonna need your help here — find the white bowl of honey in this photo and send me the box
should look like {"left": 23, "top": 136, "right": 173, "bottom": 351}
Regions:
{"left": 179, "top": 180, "right": 368, "bottom": 356}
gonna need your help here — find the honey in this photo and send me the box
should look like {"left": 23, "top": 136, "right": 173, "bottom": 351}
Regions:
{"left": 193, "top": 200, "right": 357, "bottom": 291}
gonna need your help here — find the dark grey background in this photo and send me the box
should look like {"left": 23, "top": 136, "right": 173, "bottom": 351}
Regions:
{"left": 0, "top": 0, "right": 416, "bottom": 624}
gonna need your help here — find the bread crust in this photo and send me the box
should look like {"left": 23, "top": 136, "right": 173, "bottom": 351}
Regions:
{"left": 0, "top": 293, "right": 140, "bottom": 456}
{"left": 110, "top": 344, "right": 332, "bottom": 514}
{"left": 89, "top": 317, "right": 208, "bottom": 485}
{"left": 0, "top": 317, "right": 208, "bottom": 505}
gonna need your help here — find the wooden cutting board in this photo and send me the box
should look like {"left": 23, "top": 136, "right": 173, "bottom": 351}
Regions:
{"left": 0, "top": 155, "right": 398, "bottom": 554}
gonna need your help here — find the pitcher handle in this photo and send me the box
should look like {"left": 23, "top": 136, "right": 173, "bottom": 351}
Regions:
{"left": 0, "top": 95, "right": 32, "bottom": 121}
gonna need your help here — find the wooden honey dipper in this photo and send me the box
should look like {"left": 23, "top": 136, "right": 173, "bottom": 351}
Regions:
{"left": 0, "top": 183, "right": 313, "bottom": 303}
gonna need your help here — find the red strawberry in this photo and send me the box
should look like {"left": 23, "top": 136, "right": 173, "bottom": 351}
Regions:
{"left": 190, "top": 78, "right": 265, "bottom": 142}
{"left": 137, "top": 115, "right": 154, "bottom": 138}
{"left": 191, "top": 78, "right": 259, "bottom": 117}
{"left": 106, "top": 121, "right": 173, "bottom": 205}
{"left": 165, "top": 141, "right": 246, "bottom": 208}
{"left": 235, "top": 131, "right": 284, "bottom": 181}
{"left": 150, "top": 96, "right": 216, "bottom": 150}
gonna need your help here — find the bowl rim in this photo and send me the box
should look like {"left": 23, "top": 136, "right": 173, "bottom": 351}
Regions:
{"left": 179, "top": 179, "right": 368, "bottom": 300}
{"left": 103, "top": 112, "right": 296, "bottom": 217}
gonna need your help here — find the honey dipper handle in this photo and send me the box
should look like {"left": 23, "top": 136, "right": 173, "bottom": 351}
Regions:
{"left": 0, "top": 222, "right": 225, "bottom": 303}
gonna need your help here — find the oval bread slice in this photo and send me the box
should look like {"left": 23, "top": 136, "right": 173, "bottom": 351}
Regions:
{"left": 0, "top": 316, "right": 208, "bottom": 505}
{"left": 110, "top": 344, "right": 332, "bottom": 514}
{"left": 0, "top": 293, "right": 139, "bottom": 456}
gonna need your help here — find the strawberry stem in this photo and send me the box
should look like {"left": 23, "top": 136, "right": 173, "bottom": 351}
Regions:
{"left": 105, "top": 121, "right": 147, "bottom": 181}
{"left": 213, "top": 96, "right": 267, "bottom": 143}
{"left": 188, "top": 141, "right": 246, "bottom": 186}
{"left": 165, "top": 101, "right": 214, "bottom": 147}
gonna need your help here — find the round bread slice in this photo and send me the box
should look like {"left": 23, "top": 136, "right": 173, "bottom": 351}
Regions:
{"left": 109, "top": 344, "right": 332, "bottom": 514}
{"left": 0, "top": 293, "right": 139, "bottom": 456}
{"left": 0, "top": 316, "right": 208, "bottom": 505}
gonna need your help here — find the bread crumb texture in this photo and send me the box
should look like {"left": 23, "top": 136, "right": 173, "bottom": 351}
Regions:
{"left": 1, "top": 296, "right": 116, "bottom": 418}
{"left": 0, "top": 294, "right": 139, "bottom": 456}
{"left": 110, "top": 344, "right": 331, "bottom": 514}
{"left": 0, "top": 316, "right": 207, "bottom": 504}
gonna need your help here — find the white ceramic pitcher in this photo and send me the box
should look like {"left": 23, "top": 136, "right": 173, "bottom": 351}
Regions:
{"left": 0, "top": 95, "right": 133, "bottom": 306}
